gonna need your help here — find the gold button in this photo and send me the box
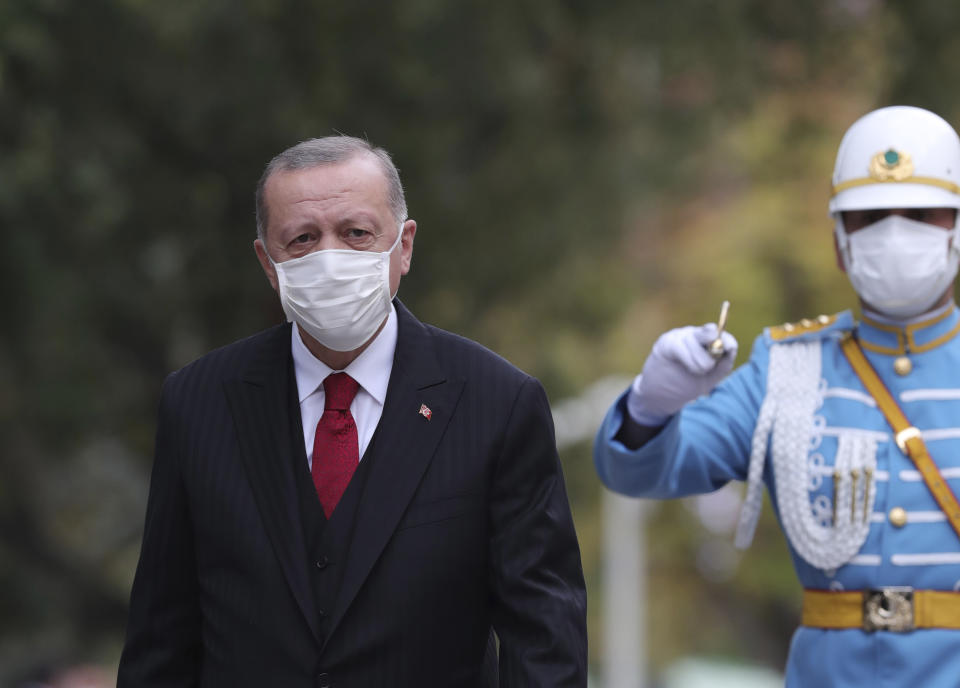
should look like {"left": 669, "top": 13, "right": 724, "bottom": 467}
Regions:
{"left": 889, "top": 506, "right": 908, "bottom": 528}
{"left": 893, "top": 356, "right": 912, "bottom": 376}
{"left": 800, "top": 318, "right": 813, "bottom": 327}
{"left": 783, "top": 323, "right": 795, "bottom": 332}
{"left": 817, "top": 314, "right": 831, "bottom": 324}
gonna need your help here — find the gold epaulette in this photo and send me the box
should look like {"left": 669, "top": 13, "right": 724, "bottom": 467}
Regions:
{"left": 769, "top": 313, "right": 839, "bottom": 341}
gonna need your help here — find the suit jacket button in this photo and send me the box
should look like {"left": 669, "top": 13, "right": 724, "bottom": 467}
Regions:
{"left": 316, "top": 556, "right": 329, "bottom": 570}
{"left": 316, "top": 672, "right": 331, "bottom": 688}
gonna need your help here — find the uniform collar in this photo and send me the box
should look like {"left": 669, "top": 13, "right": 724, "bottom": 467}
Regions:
{"left": 857, "top": 301, "right": 960, "bottom": 355}
{"left": 291, "top": 304, "right": 398, "bottom": 405}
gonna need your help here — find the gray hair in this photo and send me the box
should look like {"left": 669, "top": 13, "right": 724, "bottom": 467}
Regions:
{"left": 255, "top": 136, "right": 408, "bottom": 239}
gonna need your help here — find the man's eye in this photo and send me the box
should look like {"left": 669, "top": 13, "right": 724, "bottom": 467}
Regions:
{"left": 293, "top": 233, "right": 312, "bottom": 243}
{"left": 346, "top": 228, "right": 377, "bottom": 244}
{"left": 900, "top": 209, "right": 928, "bottom": 224}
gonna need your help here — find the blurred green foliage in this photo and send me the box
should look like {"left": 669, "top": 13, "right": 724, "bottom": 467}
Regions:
{"left": 4, "top": 0, "right": 960, "bottom": 683}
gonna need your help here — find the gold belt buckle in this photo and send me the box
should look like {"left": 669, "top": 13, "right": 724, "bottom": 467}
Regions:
{"left": 862, "top": 587, "right": 915, "bottom": 632}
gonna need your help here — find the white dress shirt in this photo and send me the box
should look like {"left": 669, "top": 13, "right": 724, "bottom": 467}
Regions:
{"left": 291, "top": 305, "right": 398, "bottom": 468}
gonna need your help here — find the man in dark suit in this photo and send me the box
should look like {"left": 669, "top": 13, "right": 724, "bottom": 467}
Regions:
{"left": 118, "top": 136, "right": 587, "bottom": 687}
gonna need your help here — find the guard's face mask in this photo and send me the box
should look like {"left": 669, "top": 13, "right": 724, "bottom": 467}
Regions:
{"left": 836, "top": 214, "right": 959, "bottom": 318}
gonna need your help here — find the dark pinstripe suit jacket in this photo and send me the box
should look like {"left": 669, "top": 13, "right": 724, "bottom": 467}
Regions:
{"left": 118, "top": 301, "right": 587, "bottom": 687}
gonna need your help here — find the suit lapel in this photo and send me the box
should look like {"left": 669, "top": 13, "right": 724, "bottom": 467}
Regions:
{"left": 223, "top": 324, "right": 321, "bottom": 644}
{"left": 323, "top": 302, "right": 465, "bottom": 641}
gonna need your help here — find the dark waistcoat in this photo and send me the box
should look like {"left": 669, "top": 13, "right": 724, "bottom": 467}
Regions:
{"left": 285, "top": 360, "right": 498, "bottom": 685}
{"left": 286, "top": 366, "right": 375, "bottom": 645}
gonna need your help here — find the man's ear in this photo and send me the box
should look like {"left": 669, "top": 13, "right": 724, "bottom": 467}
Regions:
{"left": 399, "top": 219, "right": 417, "bottom": 275}
{"left": 254, "top": 239, "right": 279, "bottom": 292}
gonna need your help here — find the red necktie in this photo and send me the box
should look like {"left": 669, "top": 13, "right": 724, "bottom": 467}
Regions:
{"left": 312, "top": 372, "right": 360, "bottom": 518}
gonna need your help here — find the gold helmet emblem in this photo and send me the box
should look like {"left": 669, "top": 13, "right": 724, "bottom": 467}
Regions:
{"left": 868, "top": 148, "right": 914, "bottom": 182}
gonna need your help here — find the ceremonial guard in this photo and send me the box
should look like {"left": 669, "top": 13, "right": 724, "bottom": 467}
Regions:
{"left": 594, "top": 106, "right": 960, "bottom": 686}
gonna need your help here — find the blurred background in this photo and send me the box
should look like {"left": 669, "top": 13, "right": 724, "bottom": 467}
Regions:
{"left": 3, "top": 0, "right": 960, "bottom": 685}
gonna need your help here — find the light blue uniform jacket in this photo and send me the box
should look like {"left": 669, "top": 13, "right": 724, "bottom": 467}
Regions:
{"left": 595, "top": 306, "right": 960, "bottom": 687}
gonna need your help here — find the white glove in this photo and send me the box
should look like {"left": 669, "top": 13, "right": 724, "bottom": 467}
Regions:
{"left": 626, "top": 323, "right": 738, "bottom": 426}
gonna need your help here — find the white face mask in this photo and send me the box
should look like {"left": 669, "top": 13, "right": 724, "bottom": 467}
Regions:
{"left": 271, "top": 224, "right": 404, "bottom": 352}
{"left": 836, "top": 214, "right": 959, "bottom": 318}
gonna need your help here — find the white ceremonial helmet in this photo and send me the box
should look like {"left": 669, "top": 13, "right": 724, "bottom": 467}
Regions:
{"left": 830, "top": 105, "right": 960, "bottom": 214}
{"left": 832, "top": 106, "right": 960, "bottom": 318}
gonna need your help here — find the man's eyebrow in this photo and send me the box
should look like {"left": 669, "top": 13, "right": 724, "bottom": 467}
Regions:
{"left": 276, "top": 219, "right": 319, "bottom": 235}
{"left": 336, "top": 213, "right": 380, "bottom": 228}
